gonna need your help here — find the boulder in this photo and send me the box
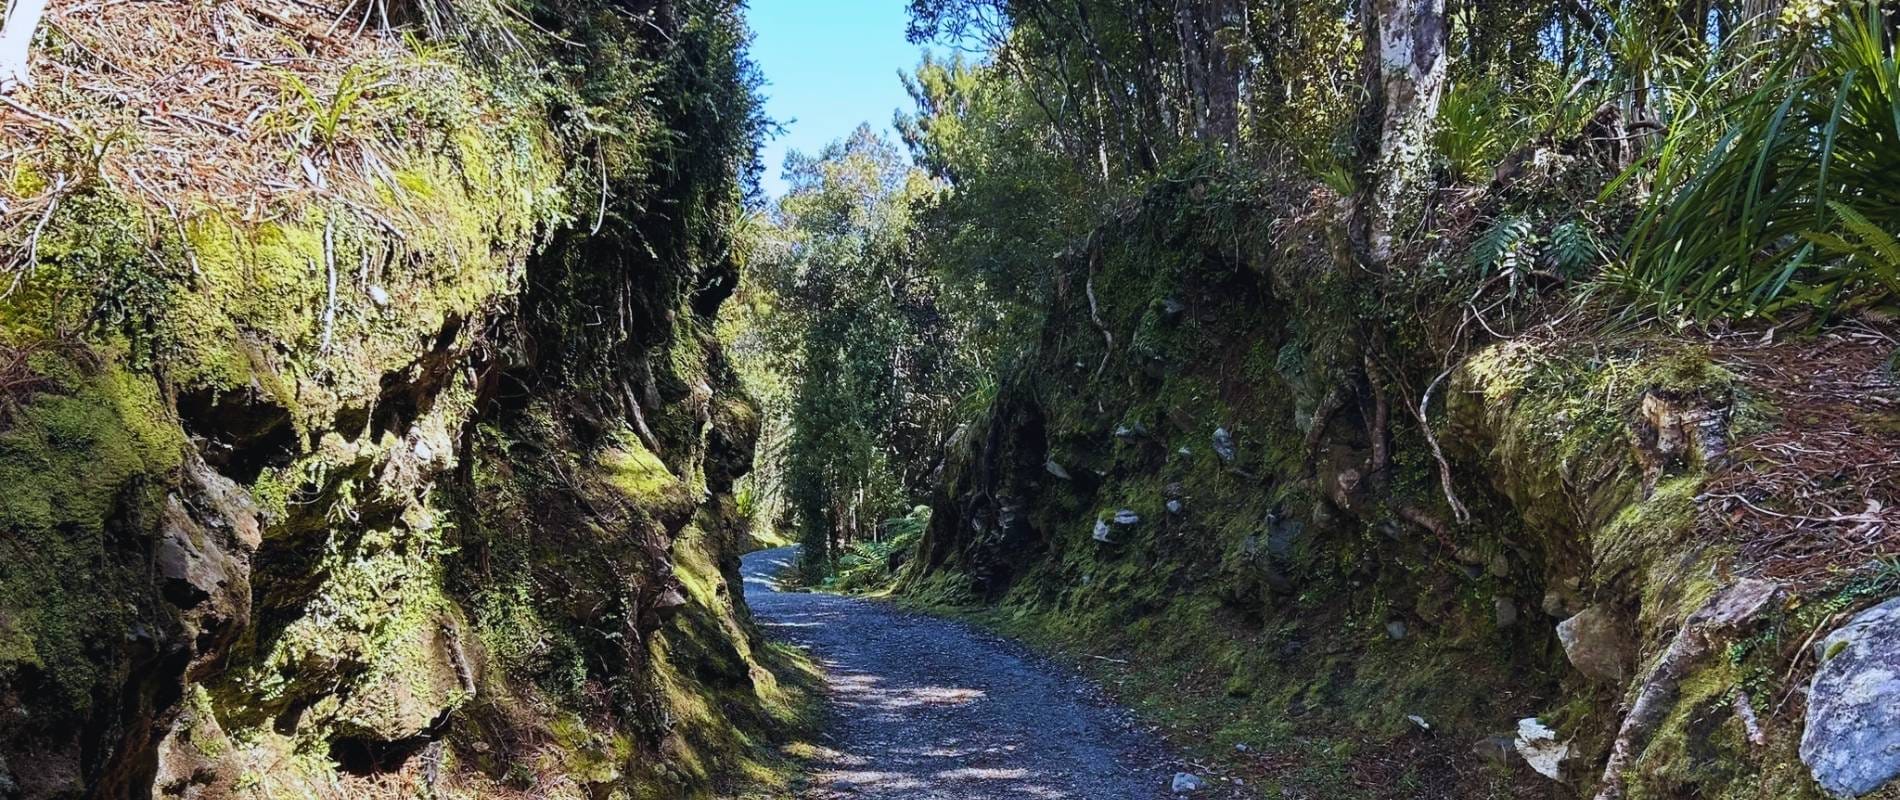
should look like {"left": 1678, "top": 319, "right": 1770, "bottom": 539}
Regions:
{"left": 1557, "top": 606, "right": 1629, "bottom": 683}
{"left": 1802, "top": 597, "right": 1900, "bottom": 798}
{"left": 1045, "top": 460, "right": 1072, "bottom": 480}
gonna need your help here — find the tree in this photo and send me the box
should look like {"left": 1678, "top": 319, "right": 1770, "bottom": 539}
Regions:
{"left": 759, "top": 126, "right": 971, "bottom": 570}
{"left": 0, "top": 0, "right": 47, "bottom": 91}
{"left": 1351, "top": 0, "right": 1450, "bottom": 269}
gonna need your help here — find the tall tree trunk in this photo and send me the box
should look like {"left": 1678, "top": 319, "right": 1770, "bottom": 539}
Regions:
{"left": 0, "top": 0, "right": 47, "bottom": 91}
{"left": 1350, "top": 0, "right": 1449, "bottom": 269}
{"left": 1175, "top": 0, "right": 1246, "bottom": 147}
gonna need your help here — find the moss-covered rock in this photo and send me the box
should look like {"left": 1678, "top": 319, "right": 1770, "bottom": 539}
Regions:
{"left": 0, "top": 1, "right": 812, "bottom": 797}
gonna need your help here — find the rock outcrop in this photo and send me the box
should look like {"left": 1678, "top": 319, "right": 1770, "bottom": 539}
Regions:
{"left": 0, "top": 1, "right": 803, "bottom": 797}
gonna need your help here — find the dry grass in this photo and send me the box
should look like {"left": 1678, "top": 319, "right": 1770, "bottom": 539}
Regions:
{"left": 1704, "top": 318, "right": 1900, "bottom": 588}
{"left": 0, "top": 0, "right": 476, "bottom": 279}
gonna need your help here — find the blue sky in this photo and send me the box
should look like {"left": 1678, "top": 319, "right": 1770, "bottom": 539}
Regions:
{"left": 748, "top": 0, "right": 930, "bottom": 199}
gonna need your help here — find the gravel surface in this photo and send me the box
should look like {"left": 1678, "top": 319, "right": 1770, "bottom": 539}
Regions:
{"left": 743, "top": 546, "right": 1197, "bottom": 800}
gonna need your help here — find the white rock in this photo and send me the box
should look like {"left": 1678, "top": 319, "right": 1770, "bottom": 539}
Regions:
{"left": 1514, "top": 717, "right": 1570, "bottom": 780}
{"left": 367, "top": 284, "right": 391, "bottom": 307}
{"left": 1212, "top": 426, "right": 1237, "bottom": 462}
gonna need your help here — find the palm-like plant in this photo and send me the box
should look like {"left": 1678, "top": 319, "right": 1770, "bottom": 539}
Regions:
{"left": 1618, "top": 0, "right": 1900, "bottom": 320}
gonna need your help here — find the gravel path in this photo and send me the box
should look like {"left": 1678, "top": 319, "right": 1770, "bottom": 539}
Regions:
{"left": 742, "top": 546, "right": 1194, "bottom": 800}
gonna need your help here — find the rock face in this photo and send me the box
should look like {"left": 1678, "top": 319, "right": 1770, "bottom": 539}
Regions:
{"left": 1557, "top": 606, "right": 1629, "bottom": 682}
{"left": 0, "top": 1, "right": 790, "bottom": 795}
{"left": 1802, "top": 597, "right": 1900, "bottom": 798}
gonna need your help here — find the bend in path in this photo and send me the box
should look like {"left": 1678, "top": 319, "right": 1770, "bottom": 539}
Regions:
{"left": 743, "top": 546, "right": 1219, "bottom": 800}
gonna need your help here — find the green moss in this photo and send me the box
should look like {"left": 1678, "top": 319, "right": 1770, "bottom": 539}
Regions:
{"left": 0, "top": 351, "right": 184, "bottom": 710}
{"left": 604, "top": 435, "right": 684, "bottom": 504}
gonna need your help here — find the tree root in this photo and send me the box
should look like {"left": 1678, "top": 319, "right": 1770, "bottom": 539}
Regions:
{"left": 1413, "top": 363, "right": 1469, "bottom": 524}
{"left": 1303, "top": 382, "right": 1349, "bottom": 466}
{"left": 1593, "top": 579, "right": 1782, "bottom": 800}
{"left": 1364, "top": 355, "right": 1390, "bottom": 475}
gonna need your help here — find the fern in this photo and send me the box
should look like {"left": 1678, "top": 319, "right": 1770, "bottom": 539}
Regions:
{"left": 1473, "top": 216, "right": 1537, "bottom": 275}
{"left": 1546, "top": 220, "right": 1600, "bottom": 276}
{"left": 1805, "top": 201, "right": 1900, "bottom": 299}
{"left": 1831, "top": 202, "right": 1900, "bottom": 269}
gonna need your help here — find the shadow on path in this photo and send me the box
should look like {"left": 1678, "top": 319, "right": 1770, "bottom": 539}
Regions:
{"left": 741, "top": 546, "right": 1185, "bottom": 800}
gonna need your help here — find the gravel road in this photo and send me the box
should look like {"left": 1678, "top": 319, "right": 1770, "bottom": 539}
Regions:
{"left": 742, "top": 546, "right": 1200, "bottom": 800}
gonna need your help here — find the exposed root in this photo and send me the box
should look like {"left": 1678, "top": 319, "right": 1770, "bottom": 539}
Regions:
{"left": 1363, "top": 354, "right": 1389, "bottom": 475}
{"left": 1413, "top": 364, "right": 1470, "bottom": 525}
{"left": 1085, "top": 272, "right": 1113, "bottom": 381}
{"left": 1303, "top": 382, "right": 1348, "bottom": 466}
{"left": 1593, "top": 579, "right": 1782, "bottom": 800}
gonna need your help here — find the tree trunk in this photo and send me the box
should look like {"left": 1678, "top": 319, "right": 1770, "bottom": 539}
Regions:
{"left": 0, "top": 0, "right": 48, "bottom": 91}
{"left": 1175, "top": 0, "right": 1246, "bottom": 147}
{"left": 1350, "top": 0, "right": 1449, "bottom": 269}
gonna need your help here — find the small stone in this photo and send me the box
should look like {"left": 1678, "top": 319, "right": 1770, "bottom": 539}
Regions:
{"left": 1472, "top": 735, "right": 1516, "bottom": 766}
{"left": 1407, "top": 714, "right": 1431, "bottom": 731}
{"left": 1541, "top": 589, "right": 1569, "bottom": 617}
{"left": 1177, "top": 446, "right": 1193, "bottom": 457}
{"left": 366, "top": 284, "right": 391, "bottom": 307}
{"left": 1495, "top": 596, "right": 1519, "bottom": 629}
{"left": 1171, "top": 772, "right": 1205, "bottom": 793}
{"left": 1093, "top": 519, "right": 1115, "bottom": 543}
{"left": 1045, "top": 460, "right": 1072, "bottom": 480}
{"left": 1234, "top": 742, "right": 1250, "bottom": 753}
{"left": 1486, "top": 553, "right": 1511, "bottom": 578}
{"left": 1557, "top": 606, "right": 1629, "bottom": 683}
{"left": 1113, "top": 509, "right": 1140, "bottom": 525}
{"left": 1542, "top": 577, "right": 1586, "bottom": 617}
{"left": 829, "top": 777, "right": 859, "bottom": 793}
{"left": 1386, "top": 620, "right": 1408, "bottom": 640}
{"left": 1212, "top": 427, "right": 1237, "bottom": 463}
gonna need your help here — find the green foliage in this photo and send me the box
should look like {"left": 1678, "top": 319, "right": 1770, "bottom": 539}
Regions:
{"left": 755, "top": 127, "right": 981, "bottom": 575}
{"left": 1435, "top": 77, "right": 1512, "bottom": 184}
{"left": 1619, "top": 1, "right": 1900, "bottom": 320}
{"left": 827, "top": 506, "right": 931, "bottom": 593}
